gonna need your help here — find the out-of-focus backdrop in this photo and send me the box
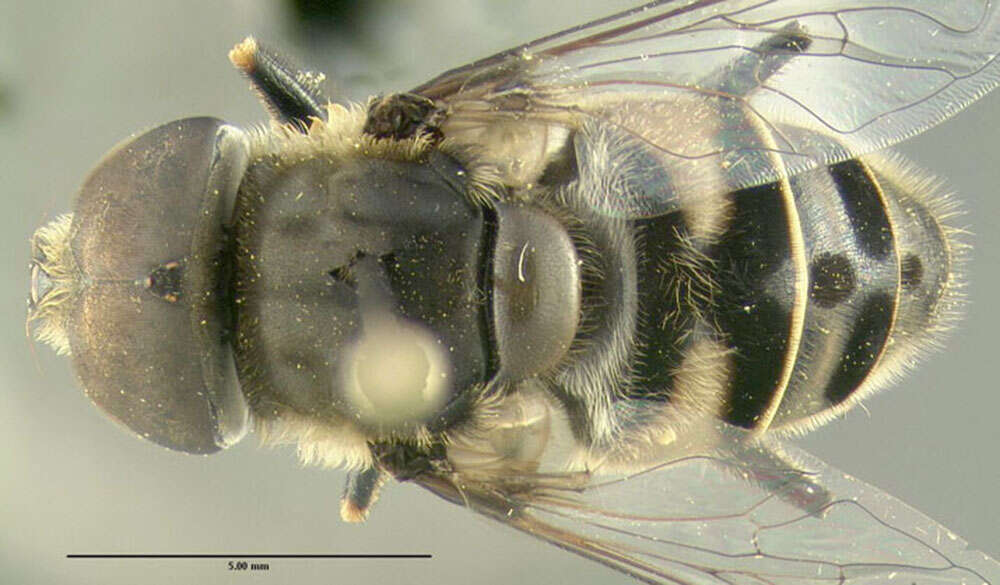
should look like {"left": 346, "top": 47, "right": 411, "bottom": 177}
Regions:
{"left": 1, "top": 2, "right": 997, "bottom": 584}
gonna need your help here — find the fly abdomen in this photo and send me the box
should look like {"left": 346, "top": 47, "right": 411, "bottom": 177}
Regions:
{"left": 772, "top": 155, "right": 962, "bottom": 432}
{"left": 629, "top": 154, "right": 959, "bottom": 436}
{"left": 769, "top": 159, "right": 903, "bottom": 429}
{"left": 632, "top": 168, "right": 806, "bottom": 432}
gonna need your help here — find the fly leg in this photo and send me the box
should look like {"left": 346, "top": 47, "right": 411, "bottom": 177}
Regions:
{"left": 341, "top": 441, "right": 452, "bottom": 522}
{"left": 340, "top": 466, "right": 389, "bottom": 523}
{"left": 721, "top": 436, "right": 833, "bottom": 516}
{"left": 699, "top": 21, "right": 812, "bottom": 97}
{"left": 229, "top": 37, "right": 332, "bottom": 130}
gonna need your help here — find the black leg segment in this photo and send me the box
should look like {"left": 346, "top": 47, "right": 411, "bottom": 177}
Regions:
{"left": 340, "top": 466, "right": 389, "bottom": 523}
{"left": 700, "top": 21, "right": 812, "bottom": 97}
{"left": 229, "top": 36, "right": 331, "bottom": 129}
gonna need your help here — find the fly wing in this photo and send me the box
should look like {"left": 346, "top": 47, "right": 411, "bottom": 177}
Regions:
{"left": 413, "top": 0, "right": 1000, "bottom": 217}
{"left": 415, "top": 432, "right": 999, "bottom": 585}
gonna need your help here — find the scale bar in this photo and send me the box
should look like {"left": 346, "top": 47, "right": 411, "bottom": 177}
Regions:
{"left": 68, "top": 554, "right": 431, "bottom": 559}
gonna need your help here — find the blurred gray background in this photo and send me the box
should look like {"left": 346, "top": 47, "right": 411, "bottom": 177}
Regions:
{"left": 1, "top": 1, "right": 996, "bottom": 584}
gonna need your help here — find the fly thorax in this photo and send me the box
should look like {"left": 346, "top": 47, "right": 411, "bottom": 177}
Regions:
{"left": 338, "top": 255, "right": 453, "bottom": 429}
{"left": 491, "top": 203, "right": 581, "bottom": 380}
{"left": 233, "top": 150, "right": 491, "bottom": 438}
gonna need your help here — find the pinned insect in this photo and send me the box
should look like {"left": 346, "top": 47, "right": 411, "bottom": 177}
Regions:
{"left": 28, "top": 2, "right": 1000, "bottom": 583}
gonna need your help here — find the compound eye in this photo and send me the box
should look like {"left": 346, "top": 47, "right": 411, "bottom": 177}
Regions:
{"left": 60, "top": 117, "right": 252, "bottom": 454}
{"left": 492, "top": 204, "right": 580, "bottom": 380}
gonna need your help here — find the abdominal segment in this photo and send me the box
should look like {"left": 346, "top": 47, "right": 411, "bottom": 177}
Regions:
{"left": 629, "top": 154, "right": 960, "bottom": 435}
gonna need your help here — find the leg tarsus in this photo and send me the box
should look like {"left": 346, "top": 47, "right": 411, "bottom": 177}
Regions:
{"left": 340, "top": 466, "right": 389, "bottom": 523}
{"left": 724, "top": 437, "right": 832, "bottom": 516}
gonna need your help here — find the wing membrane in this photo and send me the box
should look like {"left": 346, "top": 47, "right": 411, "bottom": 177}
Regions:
{"left": 418, "top": 436, "right": 999, "bottom": 585}
{"left": 415, "top": 0, "right": 1000, "bottom": 216}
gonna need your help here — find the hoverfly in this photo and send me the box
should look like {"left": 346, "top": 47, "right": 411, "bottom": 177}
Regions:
{"left": 26, "top": 1, "right": 1000, "bottom": 583}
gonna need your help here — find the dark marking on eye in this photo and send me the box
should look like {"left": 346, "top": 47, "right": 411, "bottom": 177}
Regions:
{"left": 829, "top": 160, "right": 893, "bottom": 261}
{"left": 901, "top": 253, "right": 924, "bottom": 290}
{"left": 145, "top": 260, "right": 184, "bottom": 303}
{"left": 809, "top": 253, "right": 856, "bottom": 308}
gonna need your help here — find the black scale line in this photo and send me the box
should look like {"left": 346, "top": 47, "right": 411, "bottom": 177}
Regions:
{"left": 67, "top": 553, "right": 432, "bottom": 559}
